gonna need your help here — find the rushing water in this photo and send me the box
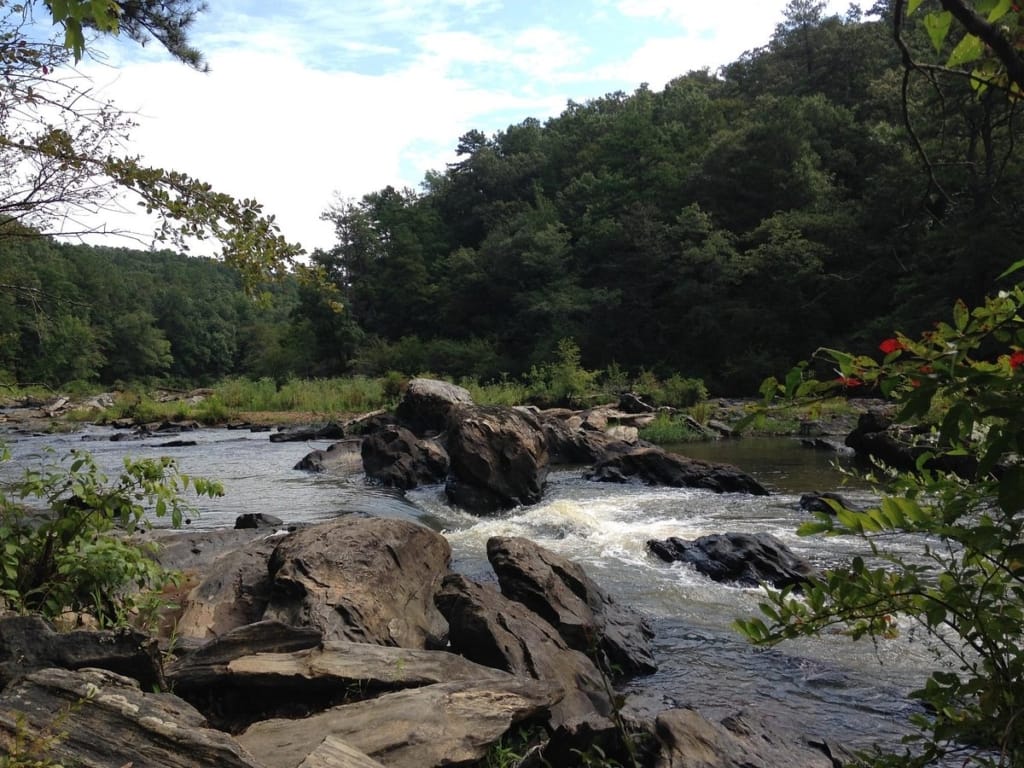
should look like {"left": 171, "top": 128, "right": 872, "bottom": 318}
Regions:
{"left": 0, "top": 425, "right": 939, "bottom": 753}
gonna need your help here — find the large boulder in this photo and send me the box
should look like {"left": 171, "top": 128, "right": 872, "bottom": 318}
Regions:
{"left": 0, "top": 615, "right": 163, "bottom": 690}
{"left": 588, "top": 445, "right": 769, "bottom": 495}
{"left": 361, "top": 425, "right": 449, "bottom": 489}
{"left": 435, "top": 573, "right": 609, "bottom": 727}
{"left": 486, "top": 536, "right": 657, "bottom": 677}
{"left": 238, "top": 677, "right": 558, "bottom": 768}
{"left": 0, "top": 667, "right": 261, "bottom": 768}
{"left": 445, "top": 404, "right": 550, "bottom": 513}
{"left": 262, "top": 515, "right": 451, "bottom": 649}
{"left": 652, "top": 708, "right": 847, "bottom": 768}
{"left": 647, "top": 532, "right": 817, "bottom": 589}
{"left": 395, "top": 377, "right": 473, "bottom": 435}
{"left": 173, "top": 534, "right": 278, "bottom": 639}
{"left": 538, "top": 411, "right": 628, "bottom": 465}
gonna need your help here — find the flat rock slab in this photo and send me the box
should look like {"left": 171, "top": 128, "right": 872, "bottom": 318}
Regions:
{"left": 653, "top": 708, "right": 844, "bottom": 768}
{"left": 239, "top": 678, "right": 558, "bottom": 768}
{"left": 0, "top": 667, "right": 261, "bottom": 768}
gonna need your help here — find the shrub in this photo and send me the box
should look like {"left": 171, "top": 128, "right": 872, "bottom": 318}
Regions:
{"left": 0, "top": 445, "right": 222, "bottom": 627}
{"left": 736, "top": 279, "right": 1024, "bottom": 766}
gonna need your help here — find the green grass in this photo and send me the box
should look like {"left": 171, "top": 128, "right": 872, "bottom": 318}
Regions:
{"left": 637, "top": 413, "right": 703, "bottom": 444}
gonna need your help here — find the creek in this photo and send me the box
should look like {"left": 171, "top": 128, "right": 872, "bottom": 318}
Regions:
{"left": 1, "top": 426, "right": 937, "bottom": 753}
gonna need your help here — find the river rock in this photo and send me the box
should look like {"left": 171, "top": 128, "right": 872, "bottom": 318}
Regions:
{"left": 846, "top": 409, "right": 978, "bottom": 478}
{"left": 270, "top": 422, "right": 345, "bottom": 443}
{"left": 262, "top": 515, "right": 451, "bottom": 648}
{"left": 652, "top": 708, "right": 845, "bottom": 767}
{"left": 173, "top": 535, "right": 278, "bottom": 639}
{"left": 798, "top": 491, "right": 863, "bottom": 515}
{"left": 168, "top": 622, "right": 524, "bottom": 731}
{"left": 294, "top": 439, "right": 364, "bottom": 473}
{"left": 647, "top": 532, "right": 817, "bottom": 589}
{"left": 587, "top": 444, "right": 769, "bottom": 495}
{"left": 234, "top": 512, "right": 284, "bottom": 529}
{"left": 0, "top": 615, "right": 163, "bottom": 690}
{"left": 486, "top": 536, "right": 657, "bottom": 677}
{"left": 238, "top": 677, "right": 559, "bottom": 768}
{"left": 360, "top": 425, "right": 449, "bottom": 489}
{"left": 395, "top": 377, "right": 474, "bottom": 435}
{"left": 0, "top": 667, "right": 261, "bottom": 767}
{"left": 435, "top": 573, "right": 609, "bottom": 727}
{"left": 539, "top": 411, "right": 628, "bottom": 465}
{"left": 445, "top": 404, "right": 550, "bottom": 512}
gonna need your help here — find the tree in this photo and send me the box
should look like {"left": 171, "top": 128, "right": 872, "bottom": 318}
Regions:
{"left": 0, "top": 0, "right": 302, "bottom": 289}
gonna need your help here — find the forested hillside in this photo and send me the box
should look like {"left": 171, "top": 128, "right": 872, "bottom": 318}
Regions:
{"left": 4, "top": 2, "right": 1022, "bottom": 394}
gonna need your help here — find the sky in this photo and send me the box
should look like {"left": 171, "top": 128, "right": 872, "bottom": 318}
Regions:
{"left": 78, "top": 0, "right": 870, "bottom": 255}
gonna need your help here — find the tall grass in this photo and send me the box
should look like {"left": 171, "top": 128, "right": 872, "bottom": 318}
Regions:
{"left": 212, "top": 377, "right": 390, "bottom": 414}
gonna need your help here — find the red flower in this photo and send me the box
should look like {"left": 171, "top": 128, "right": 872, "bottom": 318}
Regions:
{"left": 835, "top": 376, "right": 862, "bottom": 388}
{"left": 879, "top": 338, "right": 904, "bottom": 354}
{"left": 919, "top": 364, "right": 933, "bottom": 374}
{"left": 1010, "top": 350, "right": 1024, "bottom": 369}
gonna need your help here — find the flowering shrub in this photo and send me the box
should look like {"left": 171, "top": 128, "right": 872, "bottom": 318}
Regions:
{"left": 737, "top": 269, "right": 1024, "bottom": 766}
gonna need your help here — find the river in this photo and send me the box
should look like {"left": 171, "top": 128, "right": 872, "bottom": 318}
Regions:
{"left": 0, "top": 426, "right": 938, "bottom": 754}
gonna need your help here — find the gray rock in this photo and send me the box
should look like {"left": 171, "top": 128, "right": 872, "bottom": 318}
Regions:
{"left": 445, "top": 404, "right": 550, "bottom": 512}
{"left": 294, "top": 439, "right": 364, "bottom": 473}
{"left": 653, "top": 708, "right": 845, "bottom": 767}
{"left": 0, "top": 615, "right": 163, "bottom": 690}
{"left": 173, "top": 535, "right": 278, "bottom": 640}
{"left": 263, "top": 515, "right": 451, "bottom": 648}
{"left": 395, "top": 377, "right": 473, "bottom": 435}
{"left": 487, "top": 536, "right": 657, "bottom": 677}
{"left": 435, "top": 573, "right": 610, "bottom": 727}
{"left": 0, "top": 667, "right": 261, "bottom": 768}
{"left": 238, "top": 677, "right": 559, "bottom": 768}
{"left": 361, "top": 426, "right": 449, "bottom": 489}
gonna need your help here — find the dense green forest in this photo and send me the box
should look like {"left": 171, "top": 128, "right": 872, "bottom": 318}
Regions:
{"left": 3, "top": 2, "right": 1022, "bottom": 394}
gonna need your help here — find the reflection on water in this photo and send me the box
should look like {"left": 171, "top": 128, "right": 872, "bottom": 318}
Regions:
{"left": 0, "top": 425, "right": 928, "bottom": 751}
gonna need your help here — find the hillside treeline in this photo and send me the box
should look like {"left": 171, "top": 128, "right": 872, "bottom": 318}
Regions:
{"left": 3, "top": 3, "right": 1023, "bottom": 393}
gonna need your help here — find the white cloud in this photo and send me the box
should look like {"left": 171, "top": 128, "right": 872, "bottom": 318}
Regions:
{"left": 65, "top": 0, "right": 878, "bottom": 255}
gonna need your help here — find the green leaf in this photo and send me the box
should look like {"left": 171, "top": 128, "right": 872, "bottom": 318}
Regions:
{"left": 987, "top": 0, "right": 1012, "bottom": 21}
{"left": 947, "top": 34, "right": 984, "bottom": 68}
{"left": 953, "top": 298, "right": 969, "bottom": 331}
{"left": 924, "top": 11, "right": 953, "bottom": 53}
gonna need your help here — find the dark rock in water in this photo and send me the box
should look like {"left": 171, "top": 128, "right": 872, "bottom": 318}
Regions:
{"left": 588, "top": 444, "right": 769, "bottom": 496}
{"left": 263, "top": 515, "right": 451, "bottom": 648}
{"left": 0, "top": 667, "right": 261, "bottom": 768}
{"left": 294, "top": 438, "right": 363, "bottom": 473}
{"left": 396, "top": 377, "right": 474, "bottom": 435}
{"left": 652, "top": 708, "right": 847, "bottom": 767}
{"left": 647, "top": 532, "right": 816, "bottom": 588}
{"left": 156, "top": 439, "right": 198, "bottom": 447}
{"left": 799, "top": 491, "right": 862, "bottom": 515}
{"left": 234, "top": 512, "right": 284, "bottom": 529}
{"left": 445, "top": 404, "right": 549, "bottom": 512}
{"left": 269, "top": 422, "right": 345, "bottom": 443}
{"left": 486, "top": 536, "right": 657, "bottom": 677}
{"left": 361, "top": 425, "right": 449, "bottom": 489}
{"left": 0, "top": 615, "right": 164, "bottom": 690}
{"left": 435, "top": 572, "right": 610, "bottom": 728}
